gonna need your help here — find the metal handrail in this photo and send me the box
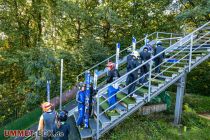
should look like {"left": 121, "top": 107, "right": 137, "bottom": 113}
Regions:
{"left": 97, "top": 22, "right": 210, "bottom": 95}
{"left": 96, "top": 21, "right": 210, "bottom": 139}
{"left": 98, "top": 31, "right": 209, "bottom": 113}
{"left": 76, "top": 32, "right": 155, "bottom": 81}
{"left": 99, "top": 37, "right": 192, "bottom": 111}
{"left": 95, "top": 36, "right": 182, "bottom": 88}
{"left": 99, "top": 37, "right": 210, "bottom": 121}
{"left": 76, "top": 32, "right": 183, "bottom": 82}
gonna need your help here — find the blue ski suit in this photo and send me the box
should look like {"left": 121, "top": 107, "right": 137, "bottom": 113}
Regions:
{"left": 108, "top": 85, "right": 119, "bottom": 110}
{"left": 76, "top": 90, "right": 85, "bottom": 126}
{"left": 106, "top": 68, "right": 120, "bottom": 110}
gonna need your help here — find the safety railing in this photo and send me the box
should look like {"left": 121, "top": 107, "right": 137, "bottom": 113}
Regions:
{"left": 96, "top": 36, "right": 182, "bottom": 88}
{"left": 77, "top": 32, "right": 183, "bottom": 89}
{"left": 77, "top": 32, "right": 182, "bottom": 82}
{"left": 95, "top": 21, "right": 210, "bottom": 139}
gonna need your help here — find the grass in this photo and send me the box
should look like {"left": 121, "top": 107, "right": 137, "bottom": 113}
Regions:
{"left": 99, "top": 97, "right": 120, "bottom": 117}
{"left": 102, "top": 93, "right": 210, "bottom": 140}
{"left": 163, "top": 62, "right": 186, "bottom": 68}
{"left": 151, "top": 78, "right": 164, "bottom": 86}
{"left": 135, "top": 87, "right": 148, "bottom": 96}
{"left": 161, "top": 66, "right": 181, "bottom": 72}
{"left": 162, "top": 71, "right": 179, "bottom": 77}
{"left": 183, "top": 94, "right": 210, "bottom": 113}
{"left": 117, "top": 93, "right": 136, "bottom": 105}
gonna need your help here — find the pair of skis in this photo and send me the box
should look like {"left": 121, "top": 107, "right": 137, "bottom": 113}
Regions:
{"left": 84, "top": 70, "right": 91, "bottom": 128}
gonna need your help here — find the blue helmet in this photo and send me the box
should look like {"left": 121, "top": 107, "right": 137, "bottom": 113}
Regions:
{"left": 58, "top": 111, "right": 68, "bottom": 122}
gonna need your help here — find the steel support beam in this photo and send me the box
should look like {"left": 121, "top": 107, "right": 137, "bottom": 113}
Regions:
{"left": 174, "top": 73, "right": 186, "bottom": 125}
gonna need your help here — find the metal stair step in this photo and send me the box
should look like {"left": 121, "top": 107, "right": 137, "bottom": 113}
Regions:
{"left": 115, "top": 103, "right": 127, "bottom": 115}
{"left": 163, "top": 62, "right": 186, "bottom": 68}
{"left": 166, "top": 53, "right": 206, "bottom": 59}
{"left": 94, "top": 107, "right": 111, "bottom": 128}
{"left": 73, "top": 112, "right": 93, "bottom": 139}
{"left": 151, "top": 78, "right": 164, "bottom": 85}
{"left": 135, "top": 86, "right": 148, "bottom": 96}
{"left": 99, "top": 96, "right": 120, "bottom": 121}
{"left": 151, "top": 74, "right": 172, "bottom": 82}
{"left": 132, "top": 93, "right": 144, "bottom": 102}
{"left": 116, "top": 93, "right": 136, "bottom": 110}
{"left": 142, "top": 84, "right": 158, "bottom": 93}
{"left": 172, "top": 50, "right": 208, "bottom": 55}
{"left": 101, "top": 93, "right": 127, "bottom": 114}
{"left": 162, "top": 65, "right": 182, "bottom": 72}
{"left": 151, "top": 78, "right": 165, "bottom": 88}
{"left": 162, "top": 70, "right": 179, "bottom": 78}
{"left": 89, "top": 118, "right": 102, "bottom": 134}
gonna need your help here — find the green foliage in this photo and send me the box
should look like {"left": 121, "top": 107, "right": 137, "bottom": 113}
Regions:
{"left": 184, "top": 94, "right": 210, "bottom": 113}
{"left": 102, "top": 102, "right": 210, "bottom": 140}
{"left": 176, "top": 0, "right": 210, "bottom": 29}
{"left": 0, "top": 0, "right": 209, "bottom": 129}
{"left": 0, "top": 108, "right": 42, "bottom": 139}
{"left": 186, "top": 59, "right": 210, "bottom": 96}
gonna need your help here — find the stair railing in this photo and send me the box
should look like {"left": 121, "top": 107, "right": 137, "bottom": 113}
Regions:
{"left": 77, "top": 32, "right": 183, "bottom": 83}
{"left": 96, "top": 21, "right": 210, "bottom": 139}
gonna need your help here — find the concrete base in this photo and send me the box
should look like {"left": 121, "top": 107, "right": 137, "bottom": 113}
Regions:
{"left": 138, "top": 103, "right": 167, "bottom": 115}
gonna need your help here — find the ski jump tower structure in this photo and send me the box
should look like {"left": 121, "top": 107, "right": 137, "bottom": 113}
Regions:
{"left": 74, "top": 21, "right": 210, "bottom": 139}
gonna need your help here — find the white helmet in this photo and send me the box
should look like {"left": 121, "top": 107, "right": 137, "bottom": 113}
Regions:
{"left": 131, "top": 50, "right": 140, "bottom": 58}
{"left": 156, "top": 40, "right": 162, "bottom": 46}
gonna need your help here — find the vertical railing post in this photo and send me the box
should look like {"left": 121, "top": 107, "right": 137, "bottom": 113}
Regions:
{"left": 94, "top": 69, "right": 98, "bottom": 90}
{"left": 170, "top": 33, "right": 173, "bottom": 46}
{"left": 189, "top": 34, "right": 193, "bottom": 71}
{"left": 132, "top": 37, "right": 136, "bottom": 51}
{"left": 47, "top": 80, "right": 50, "bottom": 102}
{"left": 116, "top": 43, "right": 120, "bottom": 70}
{"left": 94, "top": 70, "right": 99, "bottom": 139}
{"left": 60, "top": 59, "right": 63, "bottom": 111}
{"left": 96, "top": 90, "right": 100, "bottom": 139}
{"left": 157, "top": 32, "right": 159, "bottom": 40}
{"left": 148, "top": 59, "right": 152, "bottom": 102}
{"left": 144, "top": 34, "right": 148, "bottom": 46}
{"left": 76, "top": 75, "right": 79, "bottom": 83}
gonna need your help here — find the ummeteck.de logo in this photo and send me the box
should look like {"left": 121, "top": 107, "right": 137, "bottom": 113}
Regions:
{"left": 4, "top": 130, "right": 34, "bottom": 137}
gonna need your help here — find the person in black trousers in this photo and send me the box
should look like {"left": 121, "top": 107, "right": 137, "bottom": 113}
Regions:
{"left": 154, "top": 41, "right": 165, "bottom": 73}
{"left": 126, "top": 51, "right": 140, "bottom": 97}
{"left": 139, "top": 48, "right": 151, "bottom": 84}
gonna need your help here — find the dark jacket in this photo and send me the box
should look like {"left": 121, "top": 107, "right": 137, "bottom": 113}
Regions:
{"left": 89, "top": 86, "right": 97, "bottom": 104}
{"left": 154, "top": 45, "right": 165, "bottom": 59}
{"left": 106, "top": 69, "right": 120, "bottom": 83}
{"left": 127, "top": 55, "right": 133, "bottom": 72}
{"left": 53, "top": 122, "right": 70, "bottom": 140}
{"left": 140, "top": 51, "right": 151, "bottom": 63}
{"left": 127, "top": 56, "right": 140, "bottom": 77}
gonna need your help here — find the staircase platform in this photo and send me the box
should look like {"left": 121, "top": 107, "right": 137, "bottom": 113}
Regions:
{"left": 73, "top": 112, "right": 93, "bottom": 139}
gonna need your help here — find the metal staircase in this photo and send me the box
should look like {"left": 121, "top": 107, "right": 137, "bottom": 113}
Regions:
{"left": 73, "top": 21, "right": 210, "bottom": 139}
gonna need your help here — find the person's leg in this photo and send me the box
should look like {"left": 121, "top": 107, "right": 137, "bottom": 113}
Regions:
{"left": 145, "top": 64, "right": 149, "bottom": 83}
{"left": 127, "top": 74, "right": 132, "bottom": 94}
{"left": 76, "top": 104, "right": 84, "bottom": 126}
{"left": 158, "top": 58, "right": 163, "bottom": 73}
{"left": 140, "top": 66, "right": 146, "bottom": 84}
{"left": 89, "top": 103, "right": 92, "bottom": 117}
{"left": 130, "top": 75, "right": 137, "bottom": 97}
{"left": 154, "top": 58, "right": 159, "bottom": 73}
